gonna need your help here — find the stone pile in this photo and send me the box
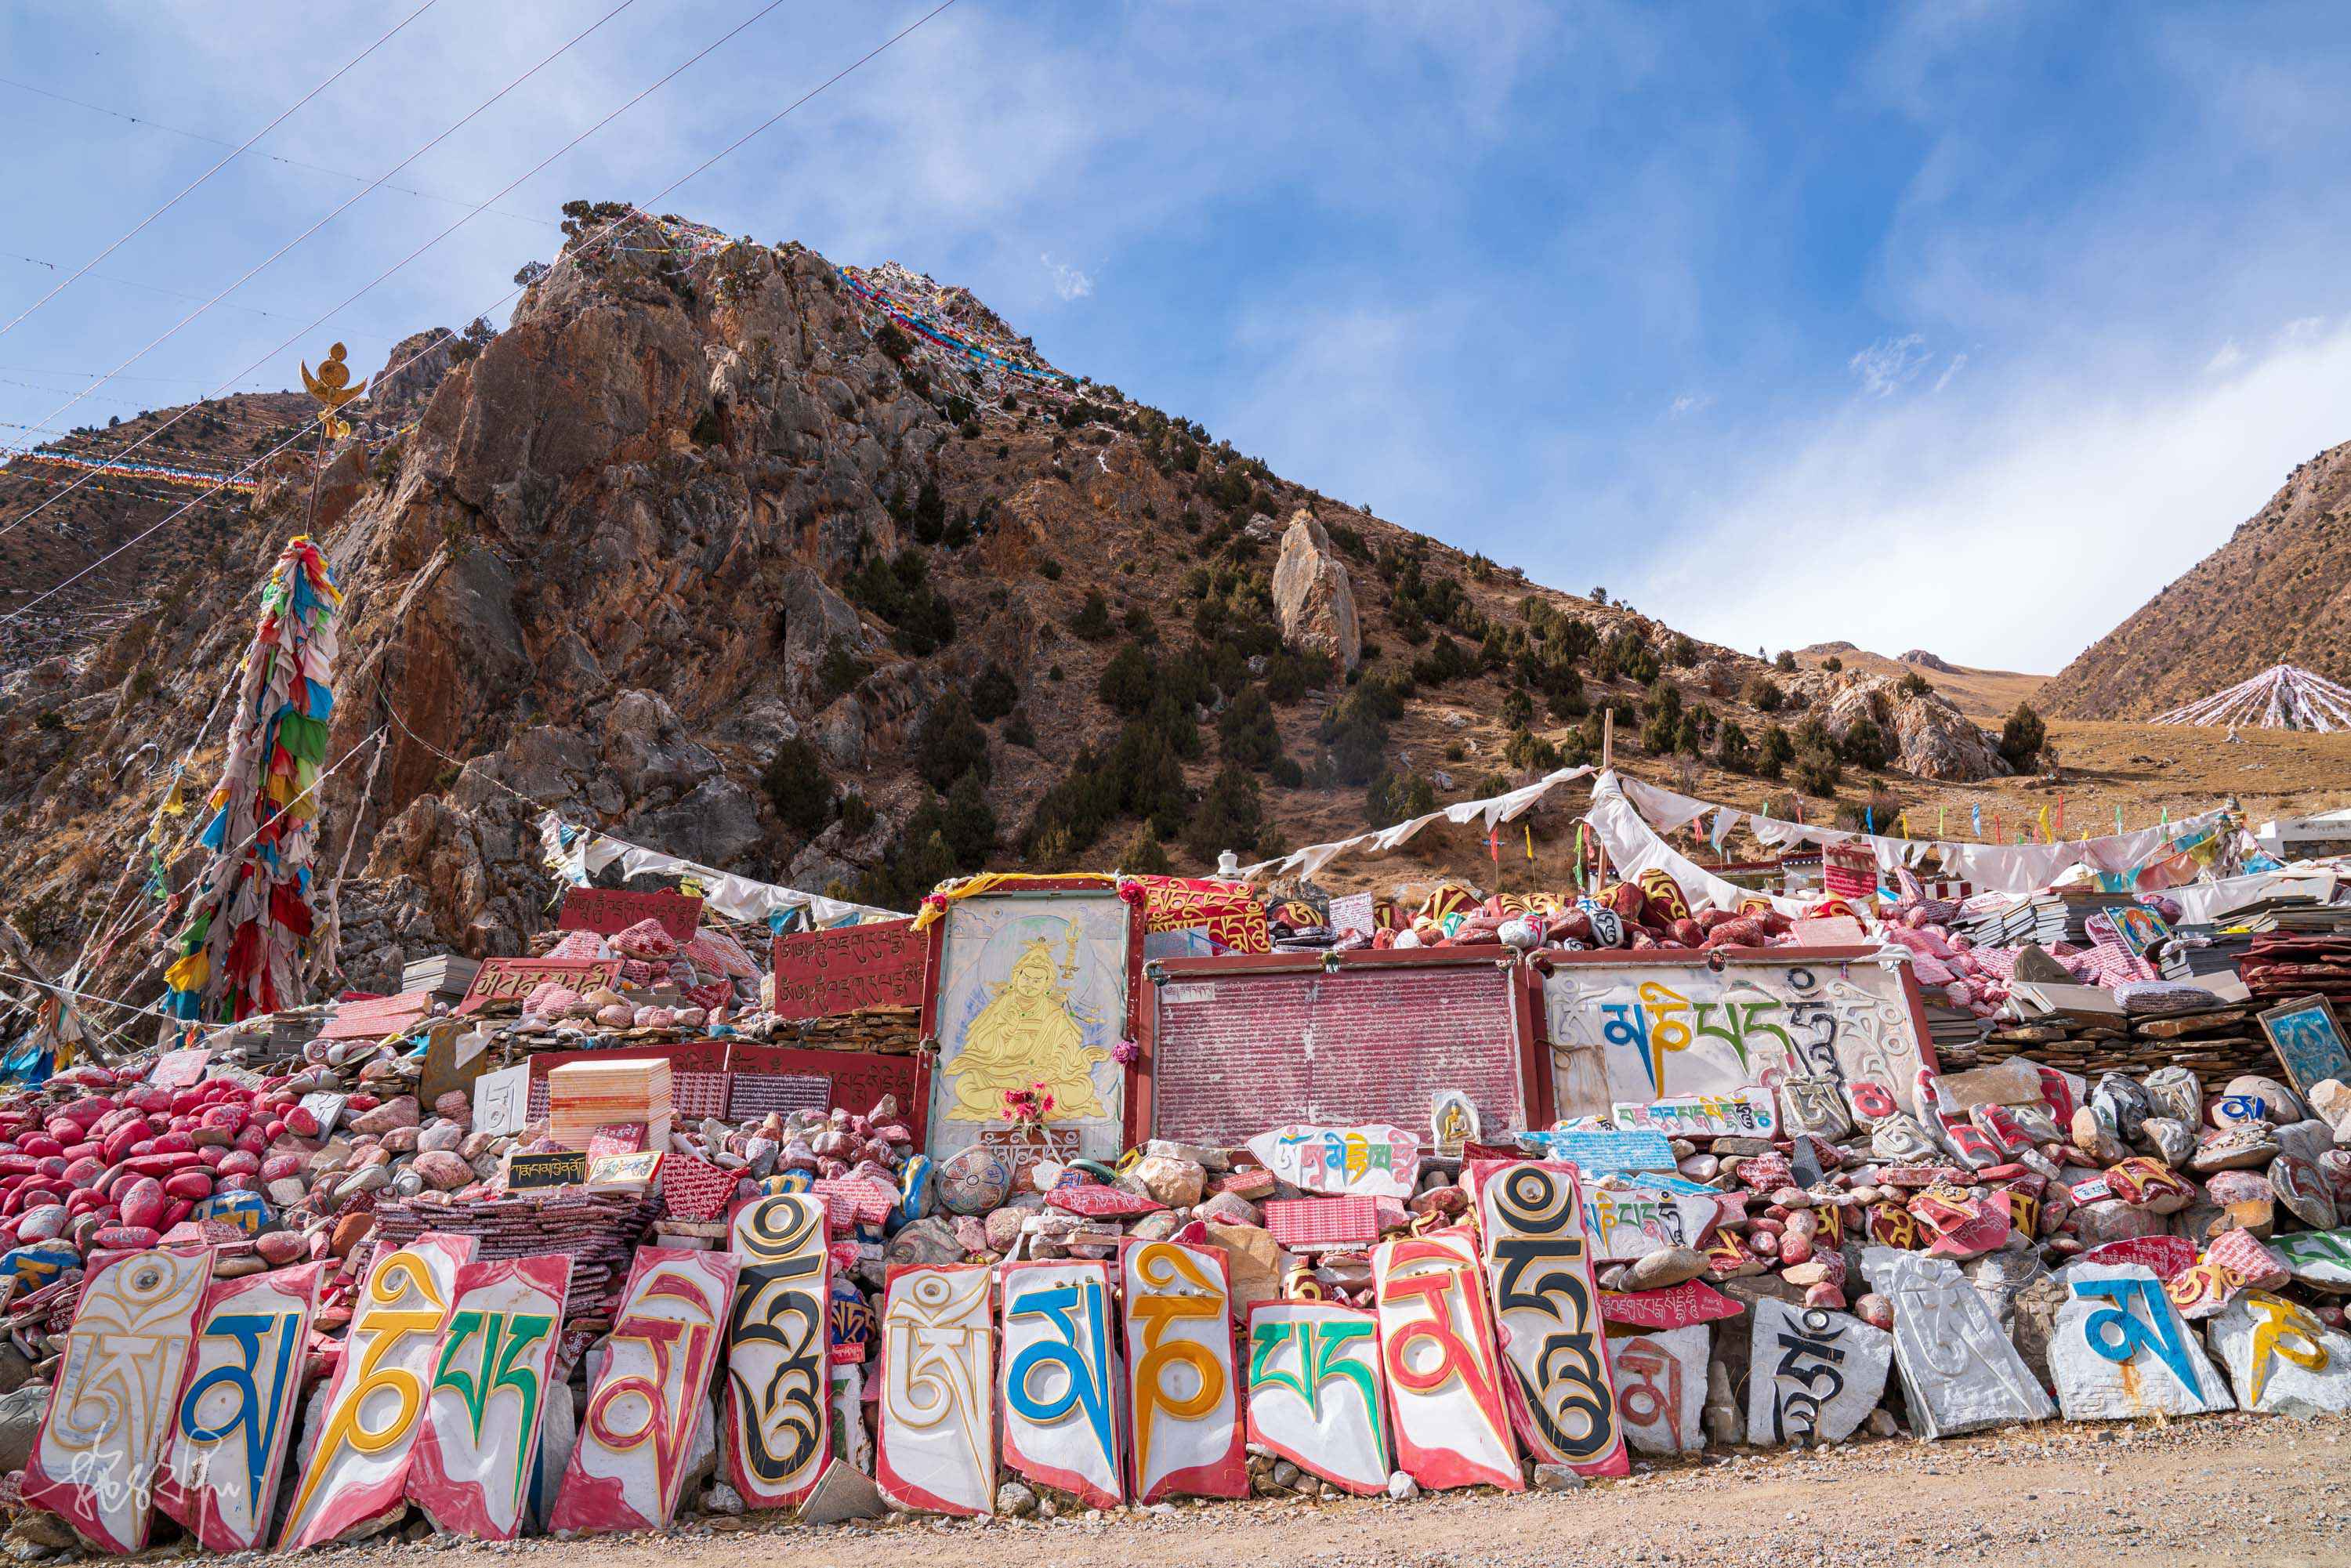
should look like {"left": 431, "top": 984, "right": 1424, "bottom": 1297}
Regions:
{"left": 1937, "top": 998, "right": 2280, "bottom": 1082}
{"left": 2241, "top": 934, "right": 2351, "bottom": 1008}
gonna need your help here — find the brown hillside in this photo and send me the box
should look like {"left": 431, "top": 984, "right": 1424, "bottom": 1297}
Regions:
{"left": 2041, "top": 440, "right": 2351, "bottom": 718}
{"left": 5, "top": 206, "right": 2322, "bottom": 1023}
{"left": 0, "top": 208, "right": 1822, "bottom": 1007}
{"left": 1793, "top": 645, "right": 2045, "bottom": 722}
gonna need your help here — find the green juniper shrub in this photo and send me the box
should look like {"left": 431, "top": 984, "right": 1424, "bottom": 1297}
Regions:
{"left": 969, "top": 661, "right": 1020, "bottom": 722}
{"left": 761, "top": 737, "right": 831, "bottom": 838}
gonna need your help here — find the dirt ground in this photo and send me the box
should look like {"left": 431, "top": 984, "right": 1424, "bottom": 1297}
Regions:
{"left": 307, "top": 1411, "right": 2351, "bottom": 1568}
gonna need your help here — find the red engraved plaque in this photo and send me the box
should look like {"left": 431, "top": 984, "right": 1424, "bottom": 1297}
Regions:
{"left": 770, "top": 918, "right": 927, "bottom": 1020}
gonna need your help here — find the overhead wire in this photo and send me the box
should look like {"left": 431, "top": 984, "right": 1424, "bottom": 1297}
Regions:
{"left": 0, "top": 74, "right": 562, "bottom": 230}
{"left": 0, "top": 0, "right": 442, "bottom": 341}
{"left": 4, "top": 248, "right": 298, "bottom": 320}
{"left": 2, "top": 0, "right": 955, "bottom": 564}
{"left": 0, "top": 0, "right": 784, "bottom": 546}
{"left": 13, "top": 0, "right": 643, "bottom": 464}
{"left": 0, "top": 0, "right": 961, "bottom": 619}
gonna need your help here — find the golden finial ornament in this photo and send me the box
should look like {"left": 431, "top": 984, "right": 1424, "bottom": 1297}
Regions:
{"left": 299, "top": 342, "right": 368, "bottom": 441}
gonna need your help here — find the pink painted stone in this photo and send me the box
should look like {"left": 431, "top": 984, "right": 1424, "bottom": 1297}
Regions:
{"left": 120, "top": 1176, "right": 168, "bottom": 1231}
{"left": 93, "top": 1224, "right": 161, "bottom": 1251}
{"left": 256, "top": 1231, "right": 307, "bottom": 1266}
{"left": 346, "top": 1097, "right": 419, "bottom": 1136}
{"left": 163, "top": 1171, "right": 214, "bottom": 1202}
{"left": 413, "top": 1151, "right": 473, "bottom": 1191}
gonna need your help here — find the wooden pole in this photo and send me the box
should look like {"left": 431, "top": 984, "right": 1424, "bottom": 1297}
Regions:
{"left": 1601, "top": 708, "right": 1614, "bottom": 772}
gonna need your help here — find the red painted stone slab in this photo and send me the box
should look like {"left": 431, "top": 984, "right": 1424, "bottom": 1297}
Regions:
{"left": 549, "top": 1248, "right": 738, "bottom": 1536}
{"left": 770, "top": 918, "right": 926, "bottom": 1020}
{"left": 155, "top": 1261, "right": 324, "bottom": 1552}
{"left": 1047, "top": 1184, "right": 1165, "bottom": 1219}
{"left": 1262, "top": 1197, "right": 1379, "bottom": 1248}
{"left": 321, "top": 989, "right": 436, "bottom": 1041}
{"left": 458, "top": 958, "right": 622, "bottom": 1016}
{"left": 408, "top": 1255, "right": 571, "bottom": 1541}
{"left": 1598, "top": 1278, "right": 1743, "bottom": 1330}
{"left": 2081, "top": 1235, "right": 2199, "bottom": 1283}
{"left": 1150, "top": 959, "right": 1527, "bottom": 1150}
{"left": 558, "top": 887, "right": 703, "bottom": 940}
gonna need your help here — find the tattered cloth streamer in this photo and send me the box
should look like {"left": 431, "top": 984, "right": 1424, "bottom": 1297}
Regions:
{"left": 1235, "top": 764, "right": 1595, "bottom": 884}
{"left": 159, "top": 537, "right": 342, "bottom": 1020}
{"left": 537, "top": 812, "right": 904, "bottom": 928}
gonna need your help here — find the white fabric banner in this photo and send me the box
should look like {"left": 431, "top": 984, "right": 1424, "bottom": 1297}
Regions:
{"left": 537, "top": 813, "right": 904, "bottom": 927}
{"left": 1617, "top": 776, "right": 2228, "bottom": 896}
{"left": 1237, "top": 765, "right": 1592, "bottom": 882}
{"left": 1583, "top": 772, "right": 1819, "bottom": 918}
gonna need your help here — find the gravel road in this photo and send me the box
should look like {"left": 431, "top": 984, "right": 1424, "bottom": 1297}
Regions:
{"left": 297, "top": 1410, "right": 2351, "bottom": 1568}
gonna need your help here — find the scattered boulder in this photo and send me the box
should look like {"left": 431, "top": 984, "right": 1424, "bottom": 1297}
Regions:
{"left": 1270, "top": 511, "right": 1361, "bottom": 672}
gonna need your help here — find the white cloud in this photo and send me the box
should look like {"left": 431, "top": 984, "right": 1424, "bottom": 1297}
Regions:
{"left": 1632, "top": 317, "right": 2351, "bottom": 675}
{"left": 1670, "top": 392, "right": 1712, "bottom": 417}
{"left": 1932, "top": 352, "right": 1967, "bottom": 393}
{"left": 1041, "top": 253, "right": 1094, "bottom": 302}
{"left": 1849, "top": 334, "right": 1931, "bottom": 397}
{"left": 2206, "top": 340, "right": 2244, "bottom": 374}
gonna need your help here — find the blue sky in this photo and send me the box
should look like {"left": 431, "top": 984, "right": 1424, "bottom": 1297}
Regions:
{"left": 5, "top": 2, "right": 2349, "bottom": 672}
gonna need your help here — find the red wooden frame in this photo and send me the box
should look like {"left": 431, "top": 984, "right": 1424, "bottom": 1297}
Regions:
{"left": 1136, "top": 948, "right": 1535, "bottom": 1146}
{"left": 915, "top": 879, "right": 1147, "bottom": 1148}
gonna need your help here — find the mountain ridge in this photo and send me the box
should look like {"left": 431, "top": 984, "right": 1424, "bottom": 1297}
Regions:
{"left": 2042, "top": 440, "right": 2351, "bottom": 719}
{"left": 0, "top": 207, "right": 2023, "bottom": 1012}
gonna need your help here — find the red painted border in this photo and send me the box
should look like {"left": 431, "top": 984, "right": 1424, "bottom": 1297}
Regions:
{"left": 1241, "top": 1301, "right": 1391, "bottom": 1497}
{"left": 998, "top": 1260, "right": 1125, "bottom": 1508}
{"left": 874, "top": 1263, "right": 998, "bottom": 1517}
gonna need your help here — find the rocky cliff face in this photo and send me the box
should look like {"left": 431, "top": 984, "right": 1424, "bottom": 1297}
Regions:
{"left": 2043, "top": 440, "right": 2351, "bottom": 718}
{"left": 1791, "top": 670, "right": 2012, "bottom": 782}
{"left": 0, "top": 208, "right": 1831, "bottom": 1014}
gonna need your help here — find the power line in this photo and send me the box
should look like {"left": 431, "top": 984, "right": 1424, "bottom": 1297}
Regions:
{"left": 2, "top": 0, "right": 646, "bottom": 534}
{"left": 3, "top": 250, "right": 295, "bottom": 319}
{"left": 1, "top": 0, "right": 961, "bottom": 621}
{"left": 18, "top": 0, "right": 640, "bottom": 453}
{"left": 0, "top": 74, "right": 561, "bottom": 230}
{"left": 0, "top": 0, "right": 440, "bottom": 342}
{"left": 0, "top": 362, "right": 259, "bottom": 388}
